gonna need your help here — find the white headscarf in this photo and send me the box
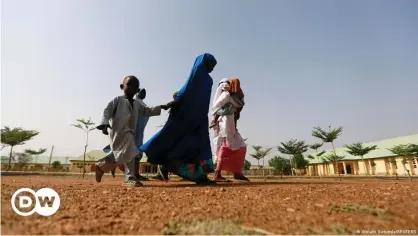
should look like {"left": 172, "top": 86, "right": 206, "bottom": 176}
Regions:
{"left": 212, "top": 78, "right": 229, "bottom": 106}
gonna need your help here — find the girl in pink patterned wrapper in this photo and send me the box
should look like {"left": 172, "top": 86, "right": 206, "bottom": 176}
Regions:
{"left": 211, "top": 77, "right": 249, "bottom": 182}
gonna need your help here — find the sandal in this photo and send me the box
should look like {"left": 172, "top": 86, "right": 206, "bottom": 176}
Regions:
{"left": 157, "top": 166, "right": 168, "bottom": 182}
{"left": 233, "top": 174, "right": 250, "bottom": 182}
{"left": 196, "top": 176, "right": 217, "bottom": 185}
{"left": 151, "top": 174, "right": 166, "bottom": 181}
{"left": 213, "top": 177, "right": 230, "bottom": 182}
{"left": 135, "top": 174, "right": 149, "bottom": 181}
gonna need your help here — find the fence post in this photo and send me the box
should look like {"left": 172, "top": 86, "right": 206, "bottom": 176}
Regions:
{"left": 47, "top": 145, "right": 54, "bottom": 172}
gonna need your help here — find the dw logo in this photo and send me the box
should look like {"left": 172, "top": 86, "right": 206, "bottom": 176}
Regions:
{"left": 11, "top": 188, "right": 60, "bottom": 216}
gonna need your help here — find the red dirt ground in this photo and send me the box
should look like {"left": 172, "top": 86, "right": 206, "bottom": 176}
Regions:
{"left": 1, "top": 176, "right": 417, "bottom": 235}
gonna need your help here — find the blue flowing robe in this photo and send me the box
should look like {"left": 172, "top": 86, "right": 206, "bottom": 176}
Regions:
{"left": 139, "top": 53, "right": 216, "bottom": 169}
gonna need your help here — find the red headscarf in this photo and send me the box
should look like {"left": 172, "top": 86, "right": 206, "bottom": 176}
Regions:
{"left": 228, "top": 78, "right": 244, "bottom": 98}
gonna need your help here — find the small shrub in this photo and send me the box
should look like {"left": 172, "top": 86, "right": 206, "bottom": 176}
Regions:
{"left": 51, "top": 161, "right": 62, "bottom": 170}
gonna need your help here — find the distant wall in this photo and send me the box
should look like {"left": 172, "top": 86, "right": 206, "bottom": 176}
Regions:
{"left": 1, "top": 163, "right": 70, "bottom": 171}
{"left": 242, "top": 168, "right": 290, "bottom": 176}
{"left": 69, "top": 161, "right": 159, "bottom": 174}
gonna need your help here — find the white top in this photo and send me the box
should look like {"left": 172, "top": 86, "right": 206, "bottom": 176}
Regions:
{"left": 212, "top": 91, "right": 246, "bottom": 154}
{"left": 100, "top": 96, "right": 161, "bottom": 163}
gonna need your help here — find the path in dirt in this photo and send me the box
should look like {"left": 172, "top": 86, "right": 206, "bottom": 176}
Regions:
{"left": 1, "top": 176, "right": 417, "bottom": 235}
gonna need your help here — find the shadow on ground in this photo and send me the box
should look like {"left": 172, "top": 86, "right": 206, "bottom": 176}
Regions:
{"left": 142, "top": 180, "right": 345, "bottom": 188}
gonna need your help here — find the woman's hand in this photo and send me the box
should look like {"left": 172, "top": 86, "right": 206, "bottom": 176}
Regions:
{"left": 168, "top": 99, "right": 180, "bottom": 107}
{"left": 162, "top": 99, "right": 181, "bottom": 110}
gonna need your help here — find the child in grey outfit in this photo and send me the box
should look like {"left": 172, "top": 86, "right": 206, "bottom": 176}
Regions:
{"left": 95, "top": 75, "right": 169, "bottom": 187}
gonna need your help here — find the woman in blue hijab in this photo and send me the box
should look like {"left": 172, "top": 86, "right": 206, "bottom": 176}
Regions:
{"left": 140, "top": 53, "right": 217, "bottom": 184}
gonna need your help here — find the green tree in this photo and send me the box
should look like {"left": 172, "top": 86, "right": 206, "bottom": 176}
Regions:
{"left": 312, "top": 125, "right": 344, "bottom": 180}
{"left": 292, "top": 153, "right": 309, "bottom": 169}
{"left": 250, "top": 145, "right": 272, "bottom": 182}
{"left": 388, "top": 144, "right": 416, "bottom": 181}
{"left": 250, "top": 145, "right": 263, "bottom": 167}
{"left": 1, "top": 126, "right": 40, "bottom": 171}
{"left": 312, "top": 125, "right": 343, "bottom": 151}
{"left": 269, "top": 156, "right": 291, "bottom": 178}
{"left": 344, "top": 143, "right": 377, "bottom": 176}
{"left": 323, "top": 153, "right": 345, "bottom": 181}
{"left": 310, "top": 143, "right": 323, "bottom": 152}
{"left": 308, "top": 143, "right": 326, "bottom": 160}
{"left": 410, "top": 144, "right": 418, "bottom": 155}
{"left": 278, "top": 139, "right": 309, "bottom": 155}
{"left": 72, "top": 118, "right": 95, "bottom": 178}
{"left": 278, "top": 139, "right": 308, "bottom": 176}
{"left": 24, "top": 148, "right": 47, "bottom": 164}
{"left": 51, "top": 160, "right": 62, "bottom": 170}
{"left": 260, "top": 148, "right": 273, "bottom": 167}
{"left": 243, "top": 159, "right": 251, "bottom": 170}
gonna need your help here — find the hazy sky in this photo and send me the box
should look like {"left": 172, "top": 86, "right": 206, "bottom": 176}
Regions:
{"left": 2, "top": 0, "right": 418, "bottom": 163}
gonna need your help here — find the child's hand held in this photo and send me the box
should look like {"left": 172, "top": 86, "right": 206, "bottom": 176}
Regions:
{"left": 102, "top": 129, "right": 109, "bottom": 135}
{"left": 97, "top": 124, "right": 112, "bottom": 130}
{"left": 97, "top": 124, "right": 111, "bottom": 135}
{"left": 161, "top": 104, "right": 170, "bottom": 110}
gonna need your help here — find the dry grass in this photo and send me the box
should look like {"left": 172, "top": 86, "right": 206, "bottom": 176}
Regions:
{"left": 330, "top": 224, "right": 356, "bottom": 234}
{"left": 161, "top": 219, "right": 271, "bottom": 235}
{"left": 330, "top": 203, "right": 387, "bottom": 219}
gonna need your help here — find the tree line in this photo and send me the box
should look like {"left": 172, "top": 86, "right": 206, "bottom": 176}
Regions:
{"left": 2, "top": 122, "right": 417, "bottom": 180}
{"left": 247, "top": 125, "right": 418, "bottom": 181}
{"left": 1, "top": 117, "right": 95, "bottom": 173}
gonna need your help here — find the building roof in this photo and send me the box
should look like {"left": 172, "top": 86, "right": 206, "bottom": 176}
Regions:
{"left": 70, "top": 150, "right": 149, "bottom": 163}
{"left": 1, "top": 155, "right": 71, "bottom": 165}
{"left": 308, "top": 134, "right": 418, "bottom": 164}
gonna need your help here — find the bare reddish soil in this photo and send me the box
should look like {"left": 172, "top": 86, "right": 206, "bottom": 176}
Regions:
{"left": 1, "top": 176, "right": 417, "bottom": 235}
